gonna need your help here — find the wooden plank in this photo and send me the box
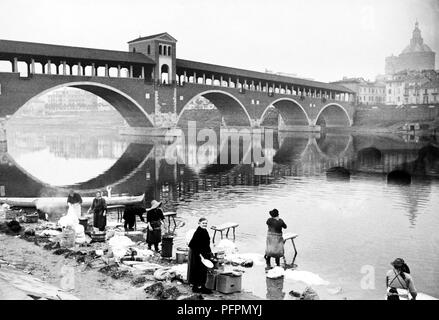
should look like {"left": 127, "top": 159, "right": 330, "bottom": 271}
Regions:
{"left": 211, "top": 222, "right": 239, "bottom": 231}
{"left": 283, "top": 233, "right": 298, "bottom": 241}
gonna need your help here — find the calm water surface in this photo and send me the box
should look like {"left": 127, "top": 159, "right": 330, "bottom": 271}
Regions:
{"left": 1, "top": 120, "right": 438, "bottom": 300}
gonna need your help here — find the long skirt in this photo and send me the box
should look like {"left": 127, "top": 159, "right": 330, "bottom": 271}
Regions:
{"left": 187, "top": 248, "right": 207, "bottom": 287}
{"left": 265, "top": 231, "right": 284, "bottom": 258}
{"left": 93, "top": 210, "right": 106, "bottom": 231}
{"left": 146, "top": 221, "right": 162, "bottom": 244}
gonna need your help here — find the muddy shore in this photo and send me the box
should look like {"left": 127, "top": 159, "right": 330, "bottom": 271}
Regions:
{"left": 0, "top": 214, "right": 262, "bottom": 301}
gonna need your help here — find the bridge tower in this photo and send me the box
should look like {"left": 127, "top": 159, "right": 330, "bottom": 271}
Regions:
{"left": 128, "top": 33, "right": 178, "bottom": 128}
{"left": 128, "top": 32, "right": 177, "bottom": 84}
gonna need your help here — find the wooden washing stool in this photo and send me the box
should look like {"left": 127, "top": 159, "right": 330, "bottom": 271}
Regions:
{"left": 283, "top": 232, "right": 299, "bottom": 265}
{"left": 210, "top": 222, "right": 239, "bottom": 243}
{"left": 163, "top": 212, "right": 177, "bottom": 233}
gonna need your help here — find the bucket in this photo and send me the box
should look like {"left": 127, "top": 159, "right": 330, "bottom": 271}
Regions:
{"left": 91, "top": 232, "right": 106, "bottom": 242}
{"left": 79, "top": 218, "right": 88, "bottom": 233}
{"left": 176, "top": 251, "right": 188, "bottom": 263}
{"left": 161, "top": 235, "right": 174, "bottom": 258}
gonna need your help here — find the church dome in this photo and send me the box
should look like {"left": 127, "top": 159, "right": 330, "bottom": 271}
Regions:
{"left": 401, "top": 43, "right": 433, "bottom": 54}
{"left": 400, "top": 22, "right": 433, "bottom": 54}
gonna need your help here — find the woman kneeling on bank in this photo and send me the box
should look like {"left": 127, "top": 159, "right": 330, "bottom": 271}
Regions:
{"left": 187, "top": 217, "right": 213, "bottom": 294}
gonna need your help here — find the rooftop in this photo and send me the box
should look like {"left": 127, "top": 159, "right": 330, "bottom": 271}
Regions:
{"left": 128, "top": 32, "right": 177, "bottom": 44}
{"left": 0, "top": 39, "right": 156, "bottom": 65}
{"left": 177, "top": 59, "right": 353, "bottom": 93}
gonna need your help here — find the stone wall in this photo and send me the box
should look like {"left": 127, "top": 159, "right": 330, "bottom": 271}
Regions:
{"left": 354, "top": 105, "right": 439, "bottom": 125}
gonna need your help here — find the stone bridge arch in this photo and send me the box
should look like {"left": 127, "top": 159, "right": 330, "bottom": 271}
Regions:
{"left": 8, "top": 81, "right": 154, "bottom": 127}
{"left": 314, "top": 103, "right": 352, "bottom": 127}
{"left": 177, "top": 90, "right": 252, "bottom": 127}
{"left": 259, "top": 98, "right": 311, "bottom": 127}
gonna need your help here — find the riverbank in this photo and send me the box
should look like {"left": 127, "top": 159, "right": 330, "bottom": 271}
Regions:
{"left": 0, "top": 212, "right": 262, "bottom": 300}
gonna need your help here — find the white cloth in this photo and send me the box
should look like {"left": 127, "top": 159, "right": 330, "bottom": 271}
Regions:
{"left": 68, "top": 203, "right": 81, "bottom": 219}
{"left": 59, "top": 206, "right": 79, "bottom": 228}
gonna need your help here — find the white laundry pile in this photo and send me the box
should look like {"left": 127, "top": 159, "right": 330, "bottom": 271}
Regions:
{"left": 283, "top": 270, "right": 330, "bottom": 286}
{"left": 214, "top": 239, "right": 238, "bottom": 255}
{"left": 108, "top": 235, "right": 135, "bottom": 261}
{"left": 58, "top": 205, "right": 86, "bottom": 244}
{"left": 266, "top": 266, "right": 285, "bottom": 279}
{"left": 154, "top": 264, "right": 188, "bottom": 282}
{"left": 224, "top": 253, "right": 265, "bottom": 266}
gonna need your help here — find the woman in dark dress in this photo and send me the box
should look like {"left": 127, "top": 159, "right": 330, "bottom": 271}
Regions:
{"left": 146, "top": 200, "right": 165, "bottom": 252}
{"left": 187, "top": 217, "right": 213, "bottom": 294}
{"left": 123, "top": 205, "right": 146, "bottom": 231}
{"left": 87, "top": 191, "right": 107, "bottom": 231}
{"left": 265, "top": 209, "right": 287, "bottom": 269}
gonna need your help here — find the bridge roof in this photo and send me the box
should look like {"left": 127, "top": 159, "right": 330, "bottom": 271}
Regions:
{"left": 0, "top": 39, "right": 156, "bottom": 65}
{"left": 128, "top": 32, "right": 177, "bottom": 44}
{"left": 176, "top": 59, "right": 354, "bottom": 93}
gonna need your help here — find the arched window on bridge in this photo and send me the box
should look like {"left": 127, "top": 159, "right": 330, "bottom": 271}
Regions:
{"left": 168, "top": 46, "right": 172, "bottom": 56}
{"left": 147, "top": 45, "right": 151, "bottom": 55}
{"left": 163, "top": 46, "right": 167, "bottom": 56}
{"left": 159, "top": 45, "right": 162, "bottom": 55}
{"left": 161, "top": 64, "right": 170, "bottom": 84}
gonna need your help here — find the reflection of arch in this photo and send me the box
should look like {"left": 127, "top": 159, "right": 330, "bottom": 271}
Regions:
{"left": 20, "top": 82, "right": 154, "bottom": 127}
{"left": 273, "top": 134, "right": 311, "bottom": 164}
{"left": 2, "top": 143, "right": 154, "bottom": 194}
{"left": 313, "top": 134, "right": 353, "bottom": 160}
{"left": 387, "top": 170, "right": 411, "bottom": 184}
{"left": 315, "top": 103, "right": 352, "bottom": 127}
{"left": 358, "top": 147, "right": 382, "bottom": 166}
{"left": 161, "top": 64, "right": 170, "bottom": 84}
{"left": 260, "top": 98, "right": 311, "bottom": 126}
{"left": 177, "top": 90, "right": 252, "bottom": 127}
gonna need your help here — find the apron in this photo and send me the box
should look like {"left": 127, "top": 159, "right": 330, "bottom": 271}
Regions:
{"left": 265, "top": 231, "right": 284, "bottom": 258}
{"left": 146, "top": 220, "right": 162, "bottom": 244}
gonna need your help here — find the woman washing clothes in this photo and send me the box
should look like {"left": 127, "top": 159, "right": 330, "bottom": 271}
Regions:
{"left": 187, "top": 217, "right": 213, "bottom": 294}
{"left": 146, "top": 200, "right": 165, "bottom": 252}
{"left": 265, "top": 209, "right": 287, "bottom": 270}
{"left": 87, "top": 191, "right": 107, "bottom": 232}
{"left": 386, "top": 258, "right": 417, "bottom": 300}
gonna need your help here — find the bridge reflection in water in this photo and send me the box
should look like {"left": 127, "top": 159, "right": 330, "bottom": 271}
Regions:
{"left": 2, "top": 125, "right": 439, "bottom": 300}
{"left": 1, "top": 125, "right": 439, "bottom": 222}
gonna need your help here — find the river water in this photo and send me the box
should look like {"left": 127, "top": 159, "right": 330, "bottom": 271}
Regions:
{"left": 1, "top": 117, "right": 438, "bottom": 300}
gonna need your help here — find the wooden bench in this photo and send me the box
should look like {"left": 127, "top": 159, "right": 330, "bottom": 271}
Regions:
{"left": 210, "top": 222, "right": 239, "bottom": 243}
{"left": 283, "top": 232, "right": 299, "bottom": 265}
{"left": 163, "top": 211, "right": 177, "bottom": 233}
{"left": 106, "top": 205, "right": 125, "bottom": 222}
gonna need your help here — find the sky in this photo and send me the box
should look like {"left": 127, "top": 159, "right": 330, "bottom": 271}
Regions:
{"left": 0, "top": 0, "right": 438, "bottom": 82}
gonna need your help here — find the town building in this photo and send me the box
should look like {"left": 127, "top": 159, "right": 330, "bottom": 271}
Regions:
{"left": 330, "top": 77, "right": 385, "bottom": 105}
{"left": 385, "top": 22, "right": 435, "bottom": 75}
{"left": 385, "top": 69, "right": 439, "bottom": 105}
